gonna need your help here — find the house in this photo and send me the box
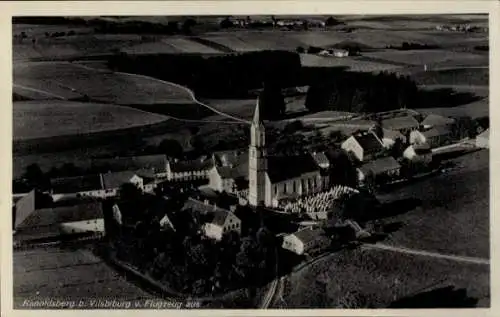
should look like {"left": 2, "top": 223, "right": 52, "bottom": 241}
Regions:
{"left": 166, "top": 157, "right": 214, "bottom": 181}
{"left": 381, "top": 128, "right": 406, "bottom": 148}
{"left": 101, "top": 171, "right": 145, "bottom": 196}
{"left": 341, "top": 131, "right": 385, "bottom": 162}
{"left": 281, "top": 227, "right": 329, "bottom": 255}
{"left": 209, "top": 163, "right": 248, "bottom": 193}
{"left": 382, "top": 116, "right": 420, "bottom": 136}
{"left": 318, "top": 48, "right": 349, "bottom": 57}
{"left": 403, "top": 144, "right": 433, "bottom": 164}
{"left": 50, "top": 174, "right": 106, "bottom": 202}
{"left": 203, "top": 210, "right": 241, "bottom": 241}
{"left": 476, "top": 128, "right": 489, "bottom": 149}
{"left": 90, "top": 154, "right": 169, "bottom": 179}
{"left": 181, "top": 198, "right": 241, "bottom": 241}
{"left": 410, "top": 126, "right": 452, "bottom": 148}
{"left": 13, "top": 201, "right": 104, "bottom": 243}
{"left": 357, "top": 156, "right": 401, "bottom": 184}
{"left": 420, "top": 114, "right": 455, "bottom": 130}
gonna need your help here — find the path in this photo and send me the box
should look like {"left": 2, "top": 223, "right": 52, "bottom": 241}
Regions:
{"left": 71, "top": 62, "right": 251, "bottom": 125}
{"left": 362, "top": 243, "right": 489, "bottom": 265}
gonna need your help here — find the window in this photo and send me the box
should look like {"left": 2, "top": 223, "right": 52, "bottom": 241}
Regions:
{"left": 293, "top": 181, "right": 296, "bottom": 193}
{"left": 274, "top": 186, "right": 277, "bottom": 195}
{"left": 283, "top": 183, "right": 287, "bottom": 194}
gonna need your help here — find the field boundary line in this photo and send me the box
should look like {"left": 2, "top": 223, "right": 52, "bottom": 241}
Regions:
{"left": 13, "top": 84, "right": 66, "bottom": 100}
{"left": 362, "top": 243, "right": 489, "bottom": 265}
{"left": 71, "top": 62, "right": 252, "bottom": 125}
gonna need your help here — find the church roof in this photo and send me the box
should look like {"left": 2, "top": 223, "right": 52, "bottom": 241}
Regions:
{"left": 267, "top": 154, "right": 320, "bottom": 183}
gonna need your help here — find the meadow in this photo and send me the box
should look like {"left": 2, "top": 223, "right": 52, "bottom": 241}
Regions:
{"left": 13, "top": 101, "right": 169, "bottom": 140}
{"left": 375, "top": 150, "right": 490, "bottom": 259}
{"left": 280, "top": 247, "right": 489, "bottom": 308}
{"left": 14, "top": 62, "right": 195, "bottom": 105}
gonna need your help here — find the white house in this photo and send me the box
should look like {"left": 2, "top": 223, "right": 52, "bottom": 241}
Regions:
{"left": 341, "top": 131, "right": 385, "bottom": 162}
{"left": 476, "top": 128, "right": 489, "bottom": 149}
{"left": 281, "top": 227, "right": 329, "bottom": 255}
{"left": 403, "top": 144, "right": 433, "bottom": 164}
{"left": 203, "top": 210, "right": 241, "bottom": 241}
{"left": 166, "top": 157, "right": 214, "bottom": 181}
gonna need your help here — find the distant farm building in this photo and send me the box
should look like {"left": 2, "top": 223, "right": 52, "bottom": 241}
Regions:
{"left": 382, "top": 116, "right": 420, "bottom": 136}
{"left": 318, "top": 48, "right": 349, "bottom": 57}
{"left": 410, "top": 126, "right": 452, "bottom": 149}
{"left": 381, "top": 128, "right": 406, "bottom": 148}
{"left": 420, "top": 114, "right": 456, "bottom": 130}
{"left": 403, "top": 144, "right": 433, "bottom": 164}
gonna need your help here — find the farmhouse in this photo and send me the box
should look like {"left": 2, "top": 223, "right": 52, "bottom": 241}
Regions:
{"left": 357, "top": 156, "right": 401, "bottom": 184}
{"left": 403, "top": 144, "right": 433, "bottom": 164}
{"left": 476, "top": 128, "right": 489, "bottom": 149}
{"left": 420, "top": 114, "right": 456, "bottom": 130}
{"left": 318, "top": 48, "right": 349, "bottom": 57}
{"left": 382, "top": 116, "right": 420, "bottom": 136}
{"left": 381, "top": 128, "right": 406, "bottom": 148}
{"left": 13, "top": 201, "right": 104, "bottom": 243}
{"left": 410, "top": 126, "right": 452, "bottom": 148}
{"left": 341, "top": 131, "right": 385, "bottom": 162}
{"left": 281, "top": 227, "right": 329, "bottom": 255}
{"left": 90, "top": 154, "right": 169, "bottom": 179}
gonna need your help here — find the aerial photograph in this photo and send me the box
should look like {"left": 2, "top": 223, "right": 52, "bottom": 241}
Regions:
{"left": 11, "top": 14, "right": 489, "bottom": 309}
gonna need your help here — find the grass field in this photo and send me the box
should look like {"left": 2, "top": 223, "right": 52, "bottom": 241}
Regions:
{"left": 363, "top": 49, "right": 487, "bottom": 67}
{"left": 14, "top": 61, "right": 195, "bottom": 104}
{"left": 280, "top": 247, "right": 489, "bottom": 308}
{"left": 411, "top": 68, "right": 488, "bottom": 86}
{"left": 13, "top": 246, "right": 156, "bottom": 307}
{"left": 13, "top": 101, "right": 169, "bottom": 140}
{"left": 299, "top": 54, "right": 403, "bottom": 72}
{"left": 376, "top": 149, "right": 489, "bottom": 259}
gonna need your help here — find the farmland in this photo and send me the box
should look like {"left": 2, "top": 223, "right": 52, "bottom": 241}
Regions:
{"left": 13, "top": 246, "right": 157, "bottom": 308}
{"left": 278, "top": 247, "right": 489, "bottom": 308}
{"left": 13, "top": 101, "right": 169, "bottom": 140}
{"left": 375, "top": 149, "right": 490, "bottom": 259}
{"left": 14, "top": 62, "right": 195, "bottom": 105}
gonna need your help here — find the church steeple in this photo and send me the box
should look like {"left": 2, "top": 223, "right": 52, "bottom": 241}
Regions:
{"left": 248, "top": 97, "right": 267, "bottom": 207}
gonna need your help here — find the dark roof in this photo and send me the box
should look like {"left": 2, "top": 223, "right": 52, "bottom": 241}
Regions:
{"left": 292, "top": 228, "right": 326, "bottom": 244}
{"left": 421, "top": 126, "right": 451, "bottom": 138}
{"left": 216, "top": 159, "right": 249, "bottom": 180}
{"left": 182, "top": 198, "right": 229, "bottom": 215}
{"left": 91, "top": 154, "right": 168, "bottom": 174}
{"left": 16, "top": 202, "right": 104, "bottom": 228}
{"left": 101, "top": 171, "right": 139, "bottom": 190}
{"left": 14, "top": 190, "right": 36, "bottom": 229}
{"left": 382, "top": 116, "right": 420, "bottom": 130}
{"left": 413, "top": 143, "right": 432, "bottom": 154}
{"left": 170, "top": 158, "right": 214, "bottom": 173}
{"left": 359, "top": 156, "right": 401, "bottom": 175}
{"left": 382, "top": 128, "right": 405, "bottom": 140}
{"left": 50, "top": 175, "right": 103, "bottom": 194}
{"left": 477, "top": 128, "right": 489, "bottom": 139}
{"left": 211, "top": 210, "right": 230, "bottom": 226}
{"left": 421, "top": 114, "right": 455, "bottom": 127}
{"left": 353, "top": 133, "right": 384, "bottom": 155}
{"left": 267, "top": 154, "right": 320, "bottom": 183}
{"left": 213, "top": 150, "right": 247, "bottom": 167}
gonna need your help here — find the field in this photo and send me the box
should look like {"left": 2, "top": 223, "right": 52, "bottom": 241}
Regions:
{"left": 279, "top": 247, "right": 489, "bottom": 308}
{"left": 375, "top": 149, "right": 490, "bottom": 259}
{"left": 299, "top": 53, "right": 403, "bottom": 72}
{"left": 14, "top": 62, "right": 195, "bottom": 105}
{"left": 13, "top": 246, "right": 156, "bottom": 308}
{"left": 13, "top": 101, "right": 169, "bottom": 140}
{"left": 411, "top": 68, "right": 488, "bottom": 86}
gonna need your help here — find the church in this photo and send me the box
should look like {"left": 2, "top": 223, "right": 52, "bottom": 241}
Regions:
{"left": 209, "top": 98, "right": 329, "bottom": 207}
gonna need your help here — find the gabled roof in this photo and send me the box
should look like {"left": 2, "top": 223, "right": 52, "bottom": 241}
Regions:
{"left": 421, "top": 125, "right": 451, "bottom": 138}
{"left": 91, "top": 154, "right": 168, "bottom": 174}
{"left": 421, "top": 114, "right": 455, "bottom": 127}
{"left": 210, "top": 210, "right": 232, "bottom": 226}
{"left": 101, "top": 171, "right": 139, "bottom": 190}
{"left": 382, "top": 116, "right": 420, "bottom": 131}
{"left": 292, "top": 227, "right": 326, "bottom": 244}
{"left": 13, "top": 190, "right": 36, "bottom": 228}
{"left": 50, "top": 175, "right": 103, "bottom": 194}
{"left": 16, "top": 202, "right": 104, "bottom": 229}
{"left": 267, "top": 154, "right": 320, "bottom": 183}
{"left": 359, "top": 156, "right": 401, "bottom": 176}
{"left": 182, "top": 198, "right": 228, "bottom": 215}
{"left": 170, "top": 158, "right": 214, "bottom": 173}
{"left": 352, "top": 132, "right": 384, "bottom": 155}
{"left": 382, "top": 128, "right": 405, "bottom": 140}
{"left": 213, "top": 150, "right": 248, "bottom": 167}
{"left": 477, "top": 128, "right": 489, "bottom": 139}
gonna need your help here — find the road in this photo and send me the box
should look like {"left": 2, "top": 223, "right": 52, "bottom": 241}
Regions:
{"left": 362, "top": 243, "right": 490, "bottom": 265}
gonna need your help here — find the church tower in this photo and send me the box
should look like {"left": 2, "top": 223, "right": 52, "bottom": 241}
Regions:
{"left": 248, "top": 98, "right": 268, "bottom": 207}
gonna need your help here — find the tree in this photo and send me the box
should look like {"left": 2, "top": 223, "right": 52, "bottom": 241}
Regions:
{"left": 326, "top": 149, "right": 358, "bottom": 188}
{"left": 119, "top": 182, "right": 143, "bottom": 201}
{"left": 23, "top": 163, "right": 48, "bottom": 190}
{"left": 158, "top": 138, "right": 183, "bottom": 158}
{"left": 182, "top": 18, "right": 196, "bottom": 34}
{"left": 220, "top": 17, "right": 234, "bottom": 29}
{"left": 296, "top": 46, "right": 305, "bottom": 53}
{"left": 390, "top": 138, "right": 405, "bottom": 158}
{"left": 258, "top": 81, "right": 286, "bottom": 120}
{"left": 325, "top": 16, "right": 341, "bottom": 27}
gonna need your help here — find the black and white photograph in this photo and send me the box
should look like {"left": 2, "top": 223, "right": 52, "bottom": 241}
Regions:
{"left": 8, "top": 7, "right": 492, "bottom": 312}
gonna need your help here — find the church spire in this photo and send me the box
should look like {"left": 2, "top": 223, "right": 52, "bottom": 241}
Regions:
{"left": 252, "top": 97, "right": 261, "bottom": 125}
